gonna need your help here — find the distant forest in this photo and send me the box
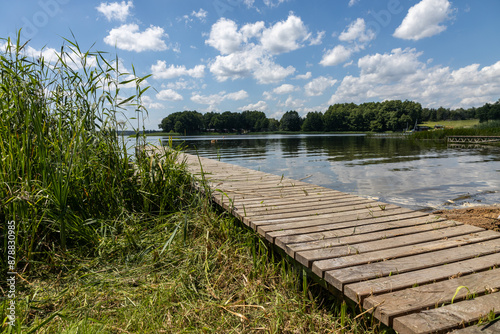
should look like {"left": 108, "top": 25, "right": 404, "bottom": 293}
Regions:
{"left": 158, "top": 99, "right": 500, "bottom": 134}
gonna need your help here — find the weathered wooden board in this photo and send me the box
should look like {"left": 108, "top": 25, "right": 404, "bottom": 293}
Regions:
{"left": 314, "top": 232, "right": 500, "bottom": 279}
{"left": 249, "top": 204, "right": 403, "bottom": 230}
{"left": 276, "top": 216, "right": 452, "bottom": 251}
{"left": 282, "top": 215, "right": 445, "bottom": 254}
{"left": 211, "top": 189, "right": 343, "bottom": 206}
{"left": 237, "top": 196, "right": 375, "bottom": 217}
{"left": 295, "top": 223, "right": 483, "bottom": 267}
{"left": 261, "top": 209, "right": 429, "bottom": 240}
{"left": 393, "top": 291, "right": 500, "bottom": 334}
{"left": 345, "top": 252, "right": 500, "bottom": 303}
{"left": 234, "top": 192, "right": 349, "bottom": 209}
{"left": 450, "top": 320, "right": 500, "bottom": 334}
{"left": 365, "top": 268, "right": 500, "bottom": 326}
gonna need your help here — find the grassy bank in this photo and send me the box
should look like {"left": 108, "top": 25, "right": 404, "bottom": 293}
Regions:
{"left": 10, "top": 199, "right": 386, "bottom": 333}
{"left": 1, "top": 37, "right": 387, "bottom": 333}
{"left": 420, "top": 119, "right": 479, "bottom": 128}
{"left": 410, "top": 120, "right": 500, "bottom": 140}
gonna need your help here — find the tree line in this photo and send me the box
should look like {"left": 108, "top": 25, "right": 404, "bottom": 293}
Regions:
{"left": 158, "top": 99, "right": 500, "bottom": 134}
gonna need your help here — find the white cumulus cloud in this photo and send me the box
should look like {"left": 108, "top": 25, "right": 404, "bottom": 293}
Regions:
{"left": 206, "top": 14, "right": 318, "bottom": 84}
{"left": 104, "top": 24, "right": 167, "bottom": 52}
{"left": 294, "top": 72, "right": 312, "bottom": 80}
{"left": 142, "top": 95, "right": 164, "bottom": 109}
{"left": 240, "top": 100, "right": 268, "bottom": 111}
{"left": 320, "top": 45, "right": 352, "bottom": 67}
{"left": 190, "top": 90, "right": 249, "bottom": 111}
{"left": 304, "top": 76, "right": 337, "bottom": 96}
{"left": 191, "top": 8, "right": 207, "bottom": 20}
{"left": 320, "top": 18, "right": 375, "bottom": 67}
{"left": 209, "top": 45, "right": 295, "bottom": 84}
{"left": 151, "top": 61, "right": 205, "bottom": 79}
{"left": 263, "top": 0, "right": 289, "bottom": 8}
{"left": 339, "top": 18, "right": 375, "bottom": 43}
{"left": 157, "top": 89, "right": 183, "bottom": 101}
{"left": 273, "top": 84, "right": 297, "bottom": 95}
{"left": 205, "top": 18, "right": 245, "bottom": 54}
{"left": 96, "top": 1, "right": 133, "bottom": 22}
{"left": 226, "top": 90, "right": 249, "bottom": 100}
{"left": 394, "top": 0, "right": 454, "bottom": 40}
{"left": 279, "top": 96, "right": 305, "bottom": 109}
{"left": 358, "top": 48, "right": 423, "bottom": 80}
{"left": 328, "top": 48, "right": 500, "bottom": 108}
{"left": 309, "top": 31, "right": 326, "bottom": 46}
{"left": 261, "top": 14, "right": 310, "bottom": 54}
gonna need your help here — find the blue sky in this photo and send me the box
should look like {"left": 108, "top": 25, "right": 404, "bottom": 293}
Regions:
{"left": 2, "top": 0, "right": 500, "bottom": 129}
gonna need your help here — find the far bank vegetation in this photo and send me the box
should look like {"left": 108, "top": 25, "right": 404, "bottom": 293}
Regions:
{"left": 158, "top": 99, "right": 500, "bottom": 134}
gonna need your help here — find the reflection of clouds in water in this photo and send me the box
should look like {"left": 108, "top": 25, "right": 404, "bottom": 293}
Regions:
{"left": 333, "top": 153, "right": 500, "bottom": 210}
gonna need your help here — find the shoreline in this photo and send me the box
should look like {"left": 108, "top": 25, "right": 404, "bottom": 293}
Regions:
{"left": 433, "top": 204, "right": 500, "bottom": 231}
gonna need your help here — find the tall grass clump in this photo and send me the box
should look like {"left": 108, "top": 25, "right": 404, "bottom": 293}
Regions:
{"left": 0, "top": 33, "right": 194, "bottom": 274}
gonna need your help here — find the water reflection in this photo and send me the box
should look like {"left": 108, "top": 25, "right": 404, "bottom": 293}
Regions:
{"left": 141, "top": 134, "right": 500, "bottom": 211}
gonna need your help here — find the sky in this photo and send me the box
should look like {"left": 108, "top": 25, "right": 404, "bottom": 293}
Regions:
{"left": 2, "top": 0, "right": 500, "bottom": 130}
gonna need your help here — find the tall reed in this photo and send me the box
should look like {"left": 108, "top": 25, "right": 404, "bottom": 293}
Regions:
{"left": 0, "top": 33, "right": 193, "bottom": 274}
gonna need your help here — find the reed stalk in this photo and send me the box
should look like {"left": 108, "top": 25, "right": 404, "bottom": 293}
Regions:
{"left": 0, "top": 32, "right": 191, "bottom": 274}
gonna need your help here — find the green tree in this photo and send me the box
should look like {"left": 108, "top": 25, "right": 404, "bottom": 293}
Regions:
{"left": 302, "top": 111, "right": 324, "bottom": 132}
{"left": 324, "top": 103, "right": 353, "bottom": 131}
{"left": 279, "top": 111, "right": 302, "bottom": 131}
{"left": 242, "top": 110, "right": 268, "bottom": 132}
{"left": 489, "top": 100, "right": 500, "bottom": 120}
{"left": 268, "top": 118, "right": 280, "bottom": 131}
{"left": 477, "top": 103, "right": 490, "bottom": 123}
{"left": 159, "top": 111, "right": 203, "bottom": 134}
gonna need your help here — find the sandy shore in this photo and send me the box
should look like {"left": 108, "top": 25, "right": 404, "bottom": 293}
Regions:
{"left": 433, "top": 204, "right": 500, "bottom": 231}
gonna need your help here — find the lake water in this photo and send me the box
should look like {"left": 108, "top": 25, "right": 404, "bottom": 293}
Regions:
{"left": 140, "top": 134, "right": 500, "bottom": 212}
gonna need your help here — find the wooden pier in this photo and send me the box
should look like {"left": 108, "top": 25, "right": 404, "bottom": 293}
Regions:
{"left": 176, "top": 151, "right": 500, "bottom": 333}
{"left": 447, "top": 136, "right": 500, "bottom": 144}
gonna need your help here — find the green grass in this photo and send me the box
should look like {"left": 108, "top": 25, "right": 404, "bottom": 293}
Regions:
{"left": 10, "top": 204, "right": 388, "bottom": 333}
{"left": 420, "top": 119, "right": 479, "bottom": 128}
{"left": 1, "top": 35, "right": 389, "bottom": 333}
{"left": 410, "top": 120, "right": 500, "bottom": 140}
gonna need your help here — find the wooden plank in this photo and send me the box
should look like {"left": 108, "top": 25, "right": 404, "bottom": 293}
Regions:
{"left": 248, "top": 201, "right": 393, "bottom": 224}
{"left": 318, "top": 233, "right": 500, "bottom": 283}
{"left": 207, "top": 183, "right": 313, "bottom": 193}
{"left": 249, "top": 204, "right": 402, "bottom": 229}
{"left": 274, "top": 215, "right": 446, "bottom": 250}
{"left": 214, "top": 185, "right": 339, "bottom": 198}
{"left": 393, "top": 291, "right": 500, "bottom": 334}
{"left": 211, "top": 189, "right": 312, "bottom": 202}
{"left": 450, "top": 320, "right": 500, "bottom": 334}
{"left": 243, "top": 197, "right": 375, "bottom": 217}
{"left": 214, "top": 185, "right": 337, "bottom": 200}
{"left": 212, "top": 190, "right": 347, "bottom": 208}
{"left": 236, "top": 200, "right": 376, "bottom": 223}
{"left": 364, "top": 269, "right": 500, "bottom": 326}
{"left": 234, "top": 193, "right": 356, "bottom": 210}
{"left": 345, "top": 252, "right": 500, "bottom": 303}
{"left": 283, "top": 215, "right": 443, "bottom": 254}
{"left": 206, "top": 178, "right": 313, "bottom": 190}
{"left": 260, "top": 208, "right": 427, "bottom": 236}
{"left": 233, "top": 194, "right": 366, "bottom": 212}
{"left": 294, "top": 223, "right": 480, "bottom": 268}
{"left": 362, "top": 262, "right": 499, "bottom": 319}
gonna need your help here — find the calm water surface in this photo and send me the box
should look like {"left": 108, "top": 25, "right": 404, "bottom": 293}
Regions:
{"left": 143, "top": 134, "right": 500, "bottom": 211}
